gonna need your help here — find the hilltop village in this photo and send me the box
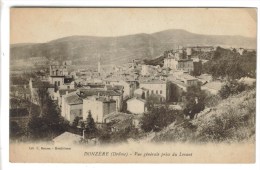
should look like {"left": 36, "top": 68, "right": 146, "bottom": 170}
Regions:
{"left": 10, "top": 45, "right": 256, "bottom": 145}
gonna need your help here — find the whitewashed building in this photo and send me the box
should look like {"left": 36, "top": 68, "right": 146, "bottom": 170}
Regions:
{"left": 139, "top": 80, "right": 170, "bottom": 102}
{"left": 83, "top": 96, "right": 116, "bottom": 123}
{"left": 127, "top": 97, "right": 147, "bottom": 114}
{"left": 61, "top": 91, "right": 83, "bottom": 123}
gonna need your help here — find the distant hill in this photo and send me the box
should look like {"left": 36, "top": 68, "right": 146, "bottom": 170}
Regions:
{"left": 10, "top": 29, "right": 256, "bottom": 66}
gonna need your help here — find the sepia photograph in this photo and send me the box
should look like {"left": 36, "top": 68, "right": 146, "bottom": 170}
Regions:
{"left": 8, "top": 7, "right": 257, "bottom": 163}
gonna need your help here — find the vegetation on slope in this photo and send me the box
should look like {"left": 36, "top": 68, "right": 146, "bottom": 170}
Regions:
{"left": 202, "top": 47, "right": 256, "bottom": 79}
{"left": 152, "top": 88, "right": 256, "bottom": 143}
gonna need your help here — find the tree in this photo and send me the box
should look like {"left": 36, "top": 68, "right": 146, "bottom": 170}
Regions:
{"left": 141, "top": 92, "right": 145, "bottom": 99}
{"left": 10, "top": 121, "right": 21, "bottom": 138}
{"left": 219, "top": 84, "right": 231, "bottom": 99}
{"left": 219, "top": 80, "right": 249, "bottom": 99}
{"left": 169, "top": 83, "right": 183, "bottom": 102}
{"left": 140, "top": 106, "right": 177, "bottom": 132}
{"left": 183, "top": 85, "right": 206, "bottom": 119}
{"left": 42, "top": 97, "right": 65, "bottom": 135}
{"left": 27, "top": 88, "right": 67, "bottom": 140}
{"left": 35, "top": 86, "right": 49, "bottom": 116}
{"left": 84, "top": 111, "right": 97, "bottom": 139}
{"left": 146, "top": 94, "right": 161, "bottom": 111}
{"left": 72, "top": 116, "right": 81, "bottom": 127}
{"left": 202, "top": 47, "right": 255, "bottom": 80}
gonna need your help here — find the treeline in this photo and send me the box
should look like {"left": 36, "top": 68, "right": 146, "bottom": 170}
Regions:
{"left": 202, "top": 47, "right": 256, "bottom": 79}
{"left": 143, "top": 55, "right": 166, "bottom": 67}
{"left": 10, "top": 85, "right": 69, "bottom": 141}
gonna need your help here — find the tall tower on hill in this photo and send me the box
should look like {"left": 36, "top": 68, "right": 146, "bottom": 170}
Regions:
{"left": 98, "top": 54, "right": 101, "bottom": 74}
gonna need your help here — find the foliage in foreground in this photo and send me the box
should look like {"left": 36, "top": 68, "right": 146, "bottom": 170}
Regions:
{"left": 27, "top": 98, "right": 69, "bottom": 141}
{"left": 140, "top": 106, "right": 181, "bottom": 132}
{"left": 153, "top": 88, "right": 256, "bottom": 143}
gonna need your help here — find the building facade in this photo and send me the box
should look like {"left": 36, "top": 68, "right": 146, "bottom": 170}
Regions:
{"left": 83, "top": 96, "right": 116, "bottom": 123}
{"left": 127, "top": 98, "right": 146, "bottom": 114}
{"left": 139, "top": 80, "right": 170, "bottom": 102}
{"left": 61, "top": 91, "right": 83, "bottom": 123}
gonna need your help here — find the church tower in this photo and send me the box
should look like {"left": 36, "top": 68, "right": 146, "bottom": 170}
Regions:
{"left": 98, "top": 54, "right": 101, "bottom": 74}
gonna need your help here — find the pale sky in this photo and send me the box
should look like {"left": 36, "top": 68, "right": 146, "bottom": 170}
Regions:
{"left": 10, "top": 8, "right": 257, "bottom": 44}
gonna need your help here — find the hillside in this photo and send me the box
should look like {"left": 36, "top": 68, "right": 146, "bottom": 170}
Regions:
{"left": 152, "top": 88, "right": 256, "bottom": 143}
{"left": 10, "top": 29, "right": 256, "bottom": 66}
{"left": 202, "top": 47, "right": 256, "bottom": 78}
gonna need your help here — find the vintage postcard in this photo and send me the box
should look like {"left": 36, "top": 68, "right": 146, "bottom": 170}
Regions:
{"left": 9, "top": 8, "right": 256, "bottom": 163}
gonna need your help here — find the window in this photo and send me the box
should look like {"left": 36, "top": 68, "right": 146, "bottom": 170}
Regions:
{"left": 160, "top": 90, "right": 162, "bottom": 94}
{"left": 151, "top": 90, "right": 154, "bottom": 94}
{"left": 156, "top": 90, "right": 158, "bottom": 94}
{"left": 58, "top": 81, "right": 60, "bottom": 86}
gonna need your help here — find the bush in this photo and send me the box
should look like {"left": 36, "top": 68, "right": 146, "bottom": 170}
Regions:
{"left": 140, "top": 106, "right": 178, "bottom": 132}
{"left": 195, "top": 89, "right": 256, "bottom": 143}
{"left": 152, "top": 89, "right": 256, "bottom": 144}
{"left": 153, "top": 121, "right": 197, "bottom": 143}
{"left": 204, "top": 94, "right": 222, "bottom": 107}
{"left": 72, "top": 116, "right": 81, "bottom": 127}
{"left": 183, "top": 85, "right": 206, "bottom": 119}
{"left": 219, "top": 80, "right": 249, "bottom": 99}
{"left": 10, "top": 121, "right": 22, "bottom": 138}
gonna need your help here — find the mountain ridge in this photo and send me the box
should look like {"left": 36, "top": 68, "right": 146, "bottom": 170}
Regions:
{"left": 10, "top": 29, "right": 256, "bottom": 66}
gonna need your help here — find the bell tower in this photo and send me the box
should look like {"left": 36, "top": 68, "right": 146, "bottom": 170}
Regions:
{"left": 98, "top": 54, "right": 101, "bottom": 74}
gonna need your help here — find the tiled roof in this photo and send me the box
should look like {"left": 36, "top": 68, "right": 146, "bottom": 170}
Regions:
{"left": 139, "top": 79, "right": 166, "bottom": 84}
{"left": 181, "top": 74, "right": 197, "bottom": 81}
{"left": 64, "top": 92, "right": 83, "bottom": 105}
{"left": 105, "top": 85, "right": 124, "bottom": 91}
{"left": 170, "top": 80, "right": 187, "bottom": 88}
{"left": 134, "top": 88, "right": 148, "bottom": 95}
{"left": 96, "top": 97, "right": 116, "bottom": 103}
{"left": 52, "top": 132, "right": 82, "bottom": 144}
{"left": 79, "top": 89, "right": 122, "bottom": 97}
{"left": 58, "top": 89, "right": 77, "bottom": 96}
{"left": 104, "top": 112, "right": 133, "bottom": 120}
